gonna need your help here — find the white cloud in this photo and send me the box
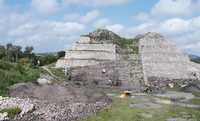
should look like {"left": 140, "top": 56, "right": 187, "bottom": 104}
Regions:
{"left": 0, "top": 10, "right": 85, "bottom": 52}
{"left": 63, "top": 0, "right": 129, "bottom": 6}
{"left": 94, "top": 18, "right": 111, "bottom": 28}
{"left": 9, "top": 21, "right": 85, "bottom": 37}
{"left": 160, "top": 18, "right": 190, "bottom": 34}
{"left": 31, "top": 0, "right": 60, "bottom": 15}
{"left": 106, "top": 24, "right": 125, "bottom": 35}
{"left": 151, "top": 0, "right": 194, "bottom": 17}
{"left": 130, "top": 22, "right": 158, "bottom": 35}
{"left": 11, "top": 21, "right": 85, "bottom": 52}
{"left": 80, "top": 10, "right": 100, "bottom": 23}
{"left": 51, "top": 22, "right": 85, "bottom": 33}
{"left": 135, "top": 0, "right": 200, "bottom": 22}
{"left": 64, "top": 10, "right": 100, "bottom": 24}
{"left": 191, "top": 16, "right": 200, "bottom": 29}
{"left": 129, "top": 16, "right": 200, "bottom": 54}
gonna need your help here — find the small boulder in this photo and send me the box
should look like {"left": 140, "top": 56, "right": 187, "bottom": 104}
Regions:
{"left": 37, "top": 78, "right": 52, "bottom": 85}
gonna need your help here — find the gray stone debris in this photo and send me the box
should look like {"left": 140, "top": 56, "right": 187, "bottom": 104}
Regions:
{"left": 138, "top": 112, "right": 153, "bottom": 119}
{"left": 37, "top": 74, "right": 53, "bottom": 85}
{"left": 0, "top": 96, "right": 108, "bottom": 121}
{"left": 0, "top": 112, "right": 8, "bottom": 121}
{"left": 37, "top": 78, "right": 52, "bottom": 85}
{"left": 0, "top": 97, "right": 34, "bottom": 117}
{"left": 166, "top": 118, "right": 196, "bottom": 121}
{"left": 28, "top": 101, "right": 107, "bottom": 121}
{"left": 154, "top": 91, "right": 195, "bottom": 101}
{"left": 154, "top": 98, "right": 200, "bottom": 109}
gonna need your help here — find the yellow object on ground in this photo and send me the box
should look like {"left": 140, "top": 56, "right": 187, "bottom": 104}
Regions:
{"left": 119, "top": 91, "right": 132, "bottom": 98}
{"left": 119, "top": 94, "right": 126, "bottom": 98}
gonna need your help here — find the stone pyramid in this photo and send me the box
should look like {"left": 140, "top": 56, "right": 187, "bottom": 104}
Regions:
{"left": 56, "top": 30, "right": 200, "bottom": 90}
{"left": 139, "top": 32, "right": 200, "bottom": 88}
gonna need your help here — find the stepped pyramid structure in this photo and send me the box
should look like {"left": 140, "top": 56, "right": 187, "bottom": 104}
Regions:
{"left": 56, "top": 29, "right": 200, "bottom": 90}
{"left": 56, "top": 29, "right": 120, "bottom": 68}
{"left": 139, "top": 33, "right": 200, "bottom": 87}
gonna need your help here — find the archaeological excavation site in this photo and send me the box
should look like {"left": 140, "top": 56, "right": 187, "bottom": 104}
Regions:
{"left": 1, "top": 29, "right": 200, "bottom": 121}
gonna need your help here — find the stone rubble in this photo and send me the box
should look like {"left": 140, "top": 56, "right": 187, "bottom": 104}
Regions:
{"left": 0, "top": 96, "right": 108, "bottom": 121}
{"left": 0, "top": 97, "right": 34, "bottom": 117}
{"left": 0, "top": 112, "right": 8, "bottom": 121}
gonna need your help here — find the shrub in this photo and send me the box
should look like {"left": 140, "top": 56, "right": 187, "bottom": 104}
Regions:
{"left": 0, "top": 61, "right": 40, "bottom": 96}
{"left": 0, "top": 60, "right": 13, "bottom": 70}
{"left": 38, "top": 55, "right": 58, "bottom": 66}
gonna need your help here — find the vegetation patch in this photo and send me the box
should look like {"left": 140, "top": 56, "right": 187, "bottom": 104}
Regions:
{"left": 189, "top": 98, "right": 200, "bottom": 105}
{"left": 0, "top": 107, "right": 21, "bottom": 118}
{"left": 82, "top": 96, "right": 200, "bottom": 121}
{"left": 50, "top": 68, "right": 67, "bottom": 80}
{"left": 0, "top": 60, "right": 40, "bottom": 96}
{"left": 115, "top": 38, "right": 139, "bottom": 54}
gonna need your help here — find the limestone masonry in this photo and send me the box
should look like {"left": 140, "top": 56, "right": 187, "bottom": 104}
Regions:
{"left": 139, "top": 32, "right": 200, "bottom": 87}
{"left": 56, "top": 37, "right": 117, "bottom": 68}
{"left": 56, "top": 29, "right": 200, "bottom": 90}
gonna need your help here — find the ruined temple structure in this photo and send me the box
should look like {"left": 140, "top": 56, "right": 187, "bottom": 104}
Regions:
{"left": 56, "top": 29, "right": 200, "bottom": 91}
{"left": 139, "top": 32, "right": 200, "bottom": 89}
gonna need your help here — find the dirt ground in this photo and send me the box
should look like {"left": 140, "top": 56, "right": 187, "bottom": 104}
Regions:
{"left": 9, "top": 82, "right": 110, "bottom": 104}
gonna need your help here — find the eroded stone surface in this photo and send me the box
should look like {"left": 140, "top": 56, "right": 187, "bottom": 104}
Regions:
{"left": 139, "top": 32, "right": 200, "bottom": 88}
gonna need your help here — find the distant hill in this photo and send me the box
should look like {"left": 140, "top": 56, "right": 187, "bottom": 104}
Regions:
{"left": 36, "top": 52, "right": 57, "bottom": 57}
{"left": 189, "top": 54, "right": 200, "bottom": 64}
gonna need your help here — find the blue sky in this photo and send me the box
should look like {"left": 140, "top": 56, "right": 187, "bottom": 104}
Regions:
{"left": 0, "top": 0, "right": 200, "bottom": 56}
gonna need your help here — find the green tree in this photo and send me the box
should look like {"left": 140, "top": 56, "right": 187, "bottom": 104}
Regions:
{"left": 0, "top": 45, "right": 6, "bottom": 59}
{"left": 12, "top": 45, "right": 22, "bottom": 62}
{"left": 6, "top": 43, "right": 13, "bottom": 62}
{"left": 57, "top": 51, "right": 65, "bottom": 58}
{"left": 23, "top": 46, "right": 34, "bottom": 59}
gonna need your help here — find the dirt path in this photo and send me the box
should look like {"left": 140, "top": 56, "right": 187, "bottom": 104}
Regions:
{"left": 42, "top": 66, "right": 58, "bottom": 79}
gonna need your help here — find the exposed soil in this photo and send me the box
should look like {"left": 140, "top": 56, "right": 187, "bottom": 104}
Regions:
{"left": 9, "top": 82, "right": 110, "bottom": 104}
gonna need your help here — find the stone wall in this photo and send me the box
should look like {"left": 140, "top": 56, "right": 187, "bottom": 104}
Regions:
{"left": 71, "top": 44, "right": 116, "bottom": 53}
{"left": 70, "top": 52, "right": 144, "bottom": 91}
{"left": 56, "top": 43, "right": 117, "bottom": 68}
{"left": 55, "top": 59, "right": 65, "bottom": 68}
{"left": 65, "top": 51, "right": 116, "bottom": 60}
